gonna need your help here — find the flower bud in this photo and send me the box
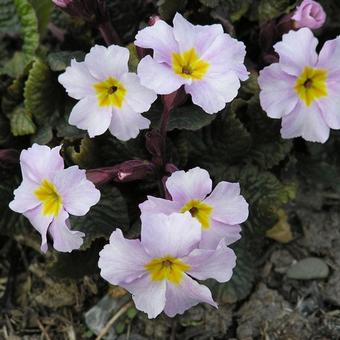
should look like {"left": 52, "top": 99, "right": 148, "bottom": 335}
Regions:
{"left": 148, "top": 15, "right": 161, "bottom": 26}
{"left": 52, "top": 0, "right": 73, "bottom": 8}
{"left": 292, "top": 0, "right": 326, "bottom": 30}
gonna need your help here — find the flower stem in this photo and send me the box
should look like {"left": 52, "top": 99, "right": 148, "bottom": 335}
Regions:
{"left": 159, "top": 105, "right": 171, "bottom": 166}
{"left": 97, "top": 20, "right": 121, "bottom": 46}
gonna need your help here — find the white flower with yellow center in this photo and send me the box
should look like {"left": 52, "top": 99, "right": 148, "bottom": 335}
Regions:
{"left": 135, "top": 13, "right": 249, "bottom": 114}
{"left": 9, "top": 144, "right": 100, "bottom": 253}
{"left": 99, "top": 213, "right": 236, "bottom": 318}
{"left": 58, "top": 45, "right": 157, "bottom": 141}
{"left": 259, "top": 28, "right": 340, "bottom": 143}
{"left": 139, "top": 167, "right": 249, "bottom": 249}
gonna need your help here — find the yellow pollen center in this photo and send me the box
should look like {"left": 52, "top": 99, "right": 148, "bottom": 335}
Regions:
{"left": 180, "top": 199, "right": 213, "bottom": 230}
{"left": 145, "top": 256, "right": 191, "bottom": 285}
{"left": 94, "top": 77, "right": 126, "bottom": 108}
{"left": 172, "top": 48, "right": 210, "bottom": 80}
{"left": 34, "top": 179, "right": 63, "bottom": 217}
{"left": 294, "top": 66, "right": 328, "bottom": 107}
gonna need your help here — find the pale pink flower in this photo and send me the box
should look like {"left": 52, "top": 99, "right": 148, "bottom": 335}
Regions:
{"left": 292, "top": 0, "right": 326, "bottom": 30}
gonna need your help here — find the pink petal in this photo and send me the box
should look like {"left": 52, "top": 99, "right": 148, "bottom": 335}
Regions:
{"left": 48, "top": 209, "right": 84, "bottom": 252}
{"left": 281, "top": 101, "right": 330, "bottom": 143}
{"left": 53, "top": 166, "right": 100, "bottom": 216}
{"left": 98, "top": 229, "right": 151, "bottom": 285}
{"left": 258, "top": 63, "right": 298, "bottom": 118}
{"left": 318, "top": 83, "right": 340, "bottom": 129}
{"left": 69, "top": 96, "right": 112, "bottom": 137}
{"left": 9, "top": 180, "right": 40, "bottom": 213}
{"left": 137, "top": 55, "right": 185, "bottom": 95}
{"left": 123, "top": 274, "right": 166, "bottom": 319}
{"left": 200, "top": 221, "right": 241, "bottom": 249}
{"left": 58, "top": 59, "right": 96, "bottom": 100}
{"left": 166, "top": 167, "right": 212, "bottom": 204}
{"left": 20, "top": 144, "right": 64, "bottom": 184}
{"left": 274, "top": 28, "right": 318, "bottom": 76}
{"left": 109, "top": 104, "right": 150, "bottom": 141}
{"left": 204, "top": 182, "right": 249, "bottom": 225}
{"left": 24, "top": 206, "right": 53, "bottom": 253}
{"left": 318, "top": 36, "right": 340, "bottom": 75}
{"left": 84, "top": 45, "right": 129, "bottom": 80}
{"left": 139, "top": 195, "right": 182, "bottom": 215}
{"left": 164, "top": 274, "right": 217, "bottom": 317}
{"left": 140, "top": 213, "right": 201, "bottom": 259}
{"left": 184, "top": 239, "right": 236, "bottom": 282}
{"left": 135, "top": 20, "right": 178, "bottom": 64}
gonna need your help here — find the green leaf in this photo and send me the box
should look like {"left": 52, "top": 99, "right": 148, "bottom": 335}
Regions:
{"left": 186, "top": 111, "right": 251, "bottom": 170}
{"left": 127, "top": 43, "right": 139, "bottom": 73}
{"left": 146, "top": 102, "right": 217, "bottom": 132}
{"left": 70, "top": 187, "right": 130, "bottom": 249}
{"left": 24, "top": 59, "right": 62, "bottom": 124}
{"left": 199, "top": 0, "right": 220, "bottom": 8}
{"left": 14, "top": 0, "right": 39, "bottom": 63}
{"left": 157, "top": 0, "right": 188, "bottom": 21}
{"left": 47, "top": 51, "right": 86, "bottom": 72}
{"left": 258, "top": 0, "right": 296, "bottom": 22}
{"left": 10, "top": 105, "right": 36, "bottom": 136}
{"left": 1, "top": 52, "right": 26, "bottom": 78}
{"left": 31, "top": 124, "right": 53, "bottom": 144}
{"left": 0, "top": 0, "right": 20, "bottom": 34}
{"left": 29, "top": 0, "right": 52, "bottom": 35}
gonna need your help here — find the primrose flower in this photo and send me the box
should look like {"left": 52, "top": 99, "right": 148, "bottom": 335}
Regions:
{"left": 52, "top": 0, "right": 72, "bottom": 8}
{"left": 135, "top": 13, "right": 248, "bottom": 114}
{"left": 98, "top": 213, "right": 236, "bottom": 318}
{"left": 139, "top": 167, "right": 248, "bottom": 249}
{"left": 292, "top": 0, "right": 326, "bottom": 30}
{"left": 58, "top": 45, "right": 157, "bottom": 141}
{"left": 9, "top": 144, "right": 100, "bottom": 253}
{"left": 259, "top": 28, "right": 340, "bottom": 143}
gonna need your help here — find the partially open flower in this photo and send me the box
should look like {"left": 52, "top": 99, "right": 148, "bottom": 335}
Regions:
{"left": 98, "top": 213, "right": 236, "bottom": 318}
{"left": 259, "top": 28, "right": 340, "bottom": 143}
{"left": 9, "top": 144, "right": 100, "bottom": 253}
{"left": 292, "top": 0, "right": 326, "bottom": 30}
{"left": 52, "top": 0, "right": 73, "bottom": 8}
{"left": 135, "top": 13, "right": 248, "bottom": 114}
{"left": 139, "top": 167, "right": 248, "bottom": 249}
{"left": 58, "top": 45, "right": 157, "bottom": 141}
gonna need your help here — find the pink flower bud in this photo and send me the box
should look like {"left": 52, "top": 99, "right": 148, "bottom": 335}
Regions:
{"left": 148, "top": 15, "right": 161, "bottom": 26}
{"left": 292, "top": 0, "right": 326, "bottom": 30}
{"left": 52, "top": 0, "right": 73, "bottom": 8}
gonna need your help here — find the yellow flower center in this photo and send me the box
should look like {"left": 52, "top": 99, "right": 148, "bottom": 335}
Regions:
{"left": 145, "top": 256, "right": 191, "bottom": 285}
{"left": 294, "top": 66, "right": 328, "bottom": 107}
{"left": 172, "top": 48, "right": 210, "bottom": 80}
{"left": 34, "top": 179, "right": 63, "bottom": 217}
{"left": 180, "top": 199, "right": 213, "bottom": 230}
{"left": 94, "top": 77, "right": 126, "bottom": 108}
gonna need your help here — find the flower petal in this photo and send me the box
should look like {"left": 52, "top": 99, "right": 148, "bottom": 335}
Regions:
{"left": 317, "top": 83, "right": 340, "bottom": 129}
{"left": 281, "top": 101, "right": 330, "bottom": 143}
{"left": 258, "top": 63, "right": 299, "bottom": 118}
{"left": 20, "top": 144, "right": 64, "bottom": 184}
{"left": 123, "top": 274, "right": 166, "bottom": 319}
{"left": 98, "top": 229, "right": 151, "bottom": 285}
{"left": 172, "top": 13, "right": 196, "bottom": 53}
{"left": 84, "top": 45, "right": 129, "bottom": 80}
{"left": 318, "top": 36, "right": 340, "bottom": 75}
{"left": 9, "top": 180, "right": 40, "bottom": 213}
{"left": 121, "top": 73, "right": 157, "bottom": 113}
{"left": 48, "top": 209, "right": 84, "bottom": 252}
{"left": 185, "top": 71, "right": 240, "bottom": 114}
{"left": 24, "top": 206, "right": 53, "bottom": 253}
{"left": 164, "top": 274, "right": 217, "bottom": 317}
{"left": 69, "top": 96, "right": 112, "bottom": 137}
{"left": 58, "top": 59, "right": 96, "bottom": 100}
{"left": 274, "top": 28, "right": 318, "bottom": 76}
{"left": 204, "top": 182, "right": 249, "bottom": 225}
{"left": 139, "top": 195, "right": 182, "bottom": 215}
{"left": 166, "top": 167, "right": 212, "bottom": 204}
{"left": 109, "top": 104, "right": 150, "bottom": 141}
{"left": 140, "top": 213, "right": 201, "bottom": 259}
{"left": 135, "top": 20, "right": 178, "bottom": 64}
{"left": 137, "top": 55, "right": 184, "bottom": 95}
{"left": 200, "top": 221, "right": 241, "bottom": 249}
{"left": 184, "top": 239, "right": 236, "bottom": 282}
{"left": 53, "top": 166, "right": 100, "bottom": 216}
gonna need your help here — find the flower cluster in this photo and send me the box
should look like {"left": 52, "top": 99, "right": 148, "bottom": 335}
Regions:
{"left": 99, "top": 167, "right": 248, "bottom": 318}
{"left": 10, "top": 0, "right": 336, "bottom": 319}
